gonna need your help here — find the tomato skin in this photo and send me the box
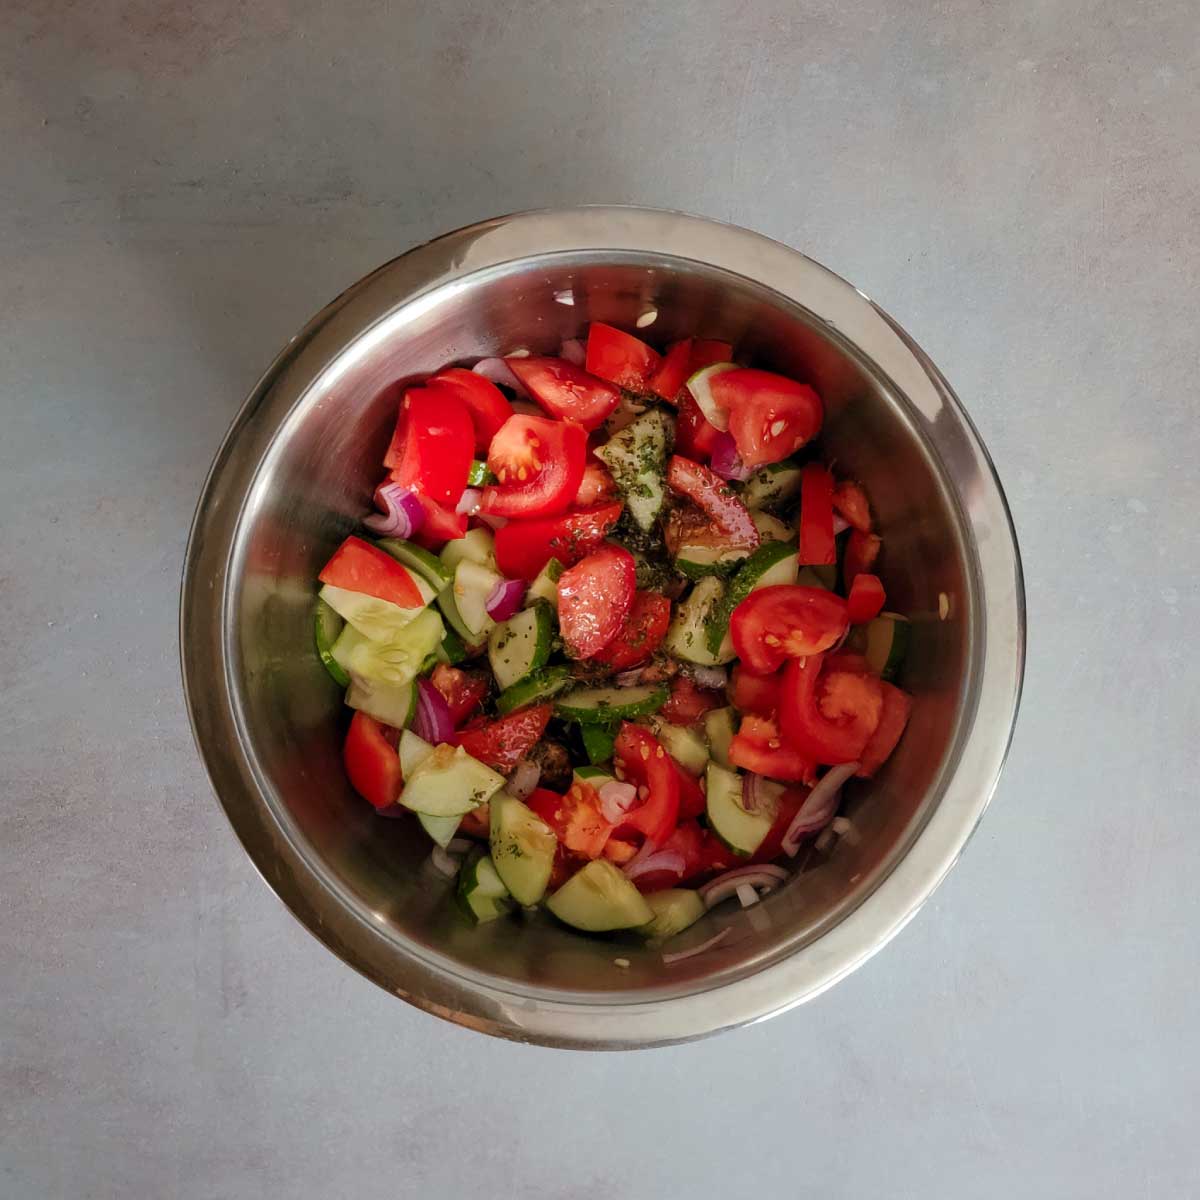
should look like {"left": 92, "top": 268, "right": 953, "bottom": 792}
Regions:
{"left": 832, "top": 480, "right": 872, "bottom": 533}
{"left": 780, "top": 654, "right": 883, "bottom": 765}
{"left": 843, "top": 530, "right": 882, "bottom": 589}
{"left": 343, "top": 712, "right": 402, "bottom": 810}
{"left": 709, "top": 368, "right": 823, "bottom": 468}
{"left": 319, "top": 536, "right": 425, "bottom": 609}
{"left": 574, "top": 460, "right": 616, "bottom": 507}
{"left": 648, "top": 339, "right": 694, "bottom": 401}
{"left": 612, "top": 723, "right": 681, "bottom": 847}
{"left": 481, "top": 414, "right": 586, "bottom": 518}
{"left": 661, "top": 675, "right": 723, "bottom": 726}
{"left": 527, "top": 782, "right": 614, "bottom": 859}
{"left": 429, "top": 368, "right": 512, "bottom": 452}
{"left": 453, "top": 704, "right": 552, "bottom": 773}
{"left": 847, "top": 573, "right": 887, "bottom": 624}
{"left": 591, "top": 591, "right": 671, "bottom": 670}
{"left": 666, "top": 456, "right": 759, "bottom": 546}
{"left": 728, "top": 714, "right": 817, "bottom": 784}
{"left": 857, "top": 682, "right": 912, "bottom": 777}
{"left": 507, "top": 356, "right": 622, "bottom": 430}
{"left": 383, "top": 385, "right": 474, "bottom": 507}
{"left": 799, "top": 463, "right": 837, "bottom": 566}
{"left": 585, "top": 323, "right": 661, "bottom": 391}
{"left": 729, "top": 665, "right": 782, "bottom": 716}
{"left": 557, "top": 544, "right": 637, "bottom": 659}
{"left": 429, "top": 664, "right": 489, "bottom": 726}
{"left": 689, "top": 340, "right": 734, "bottom": 371}
{"left": 673, "top": 761, "right": 706, "bottom": 818}
{"left": 675, "top": 393, "right": 722, "bottom": 460}
{"left": 410, "top": 493, "right": 468, "bottom": 550}
{"left": 729, "top": 585, "right": 849, "bottom": 675}
{"left": 492, "top": 503, "right": 624, "bottom": 580}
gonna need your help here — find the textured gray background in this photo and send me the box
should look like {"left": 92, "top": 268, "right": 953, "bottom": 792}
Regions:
{"left": 3, "top": 1, "right": 1198, "bottom": 1197}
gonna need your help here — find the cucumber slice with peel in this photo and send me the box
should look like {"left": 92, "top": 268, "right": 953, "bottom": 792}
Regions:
{"left": 435, "top": 626, "right": 468, "bottom": 665}
{"left": 703, "top": 706, "right": 737, "bottom": 768}
{"left": 495, "top": 664, "right": 574, "bottom": 716}
{"left": 864, "top": 612, "right": 910, "bottom": 681}
{"left": 345, "top": 676, "right": 417, "bottom": 729}
{"left": 574, "top": 765, "right": 616, "bottom": 789}
{"left": 527, "top": 558, "right": 563, "bottom": 608}
{"left": 419, "top": 813, "right": 461, "bottom": 848}
{"left": 488, "top": 603, "right": 552, "bottom": 692}
{"left": 489, "top": 792, "right": 558, "bottom": 905}
{"left": 704, "top": 540, "right": 799, "bottom": 655}
{"left": 375, "top": 538, "right": 452, "bottom": 591}
{"left": 674, "top": 544, "right": 749, "bottom": 579}
{"left": 639, "top": 889, "right": 706, "bottom": 940}
{"left": 440, "top": 527, "right": 495, "bottom": 573}
{"left": 685, "top": 363, "right": 738, "bottom": 432}
{"left": 400, "top": 743, "right": 506, "bottom": 817}
{"left": 665, "top": 576, "right": 735, "bottom": 666}
{"left": 319, "top": 583, "right": 430, "bottom": 642}
{"left": 340, "top": 607, "right": 445, "bottom": 688}
{"left": 546, "top": 860, "right": 654, "bottom": 932}
{"left": 741, "top": 461, "right": 804, "bottom": 511}
{"left": 457, "top": 849, "right": 513, "bottom": 924}
{"left": 580, "top": 724, "right": 617, "bottom": 765}
{"left": 315, "top": 598, "right": 350, "bottom": 686}
{"left": 398, "top": 729, "right": 434, "bottom": 777}
{"left": 751, "top": 511, "right": 794, "bottom": 543}
{"left": 649, "top": 717, "right": 710, "bottom": 775}
{"left": 593, "top": 408, "right": 672, "bottom": 532}
{"left": 554, "top": 684, "right": 668, "bottom": 724}
{"left": 705, "top": 761, "right": 778, "bottom": 857}
{"left": 453, "top": 558, "right": 502, "bottom": 639}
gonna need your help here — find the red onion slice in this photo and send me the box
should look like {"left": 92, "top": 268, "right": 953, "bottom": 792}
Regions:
{"left": 430, "top": 846, "right": 460, "bottom": 878}
{"left": 559, "top": 337, "right": 586, "bottom": 365}
{"left": 621, "top": 837, "right": 659, "bottom": 875}
{"left": 507, "top": 759, "right": 541, "bottom": 800}
{"left": 780, "top": 761, "right": 858, "bottom": 856}
{"left": 625, "top": 850, "right": 687, "bottom": 883}
{"left": 689, "top": 664, "right": 728, "bottom": 689}
{"left": 363, "top": 481, "right": 425, "bottom": 538}
{"left": 472, "top": 357, "right": 529, "bottom": 396}
{"left": 833, "top": 514, "right": 851, "bottom": 535}
{"left": 598, "top": 780, "right": 637, "bottom": 824}
{"left": 456, "top": 487, "right": 482, "bottom": 515}
{"left": 699, "top": 864, "right": 790, "bottom": 910}
{"left": 373, "top": 802, "right": 408, "bottom": 819}
{"left": 485, "top": 578, "right": 525, "bottom": 622}
{"left": 709, "top": 432, "right": 754, "bottom": 482}
{"left": 741, "top": 772, "right": 785, "bottom": 814}
{"left": 413, "top": 678, "right": 455, "bottom": 745}
{"left": 663, "top": 928, "right": 730, "bottom": 964}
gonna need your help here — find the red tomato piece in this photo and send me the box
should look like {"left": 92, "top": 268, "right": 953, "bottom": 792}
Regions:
{"left": 458, "top": 805, "right": 491, "bottom": 839}
{"left": 647, "top": 339, "right": 694, "bottom": 401}
{"left": 429, "top": 367, "right": 512, "bottom": 453}
{"left": 612, "top": 723, "right": 681, "bottom": 847}
{"left": 506, "top": 357, "right": 622, "bottom": 430}
{"left": 832, "top": 480, "right": 872, "bottom": 533}
{"left": 750, "top": 785, "right": 809, "bottom": 864}
{"left": 780, "top": 654, "right": 883, "bottom": 765}
{"left": 492, "top": 503, "right": 624, "bottom": 580}
{"left": 666, "top": 456, "right": 759, "bottom": 546}
{"left": 453, "top": 704, "right": 552, "bottom": 773}
{"left": 661, "top": 675, "right": 724, "bottom": 726}
{"left": 674, "top": 762, "right": 706, "bottom": 818}
{"left": 319, "top": 536, "right": 425, "bottom": 609}
{"left": 527, "top": 782, "right": 614, "bottom": 859}
{"left": 557, "top": 544, "right": 636, "bottom": 659}
{"left": 628, "top": 814, "right": 703, "bottom": 892}
{"left": 689, "top": 340, "right": 734, "bottom": 371}
{"left": 382, "top": 385, "right": 474, "bottom": 507}
{"left": 574, "top": 460, "right": 617, "bottom": 507}
{"left": 729, "top": 585, "right": 849, "bottom": 675}
{"left": 602, "top": 837, "right": 639, "bottom": 866}
{"left": 481, "top": 414, "right": 586, "bottom": 519}
{"left": 343, "top": 712, "right": 402, "bottom": 810}
{"left": 709, "top": 368, "right": 823, "bottom": 468}
{"left": 409, "top": 493, "right": 468, "bottom": 551}
{"left": 857, "top": 682, "right": 912, "bottom": 777}
{"left": 591, "top": 591, "right": 671, "bottom": 670}
{"left": 729, "top": 664, "right": 782, "bottom": 716}
{"left": 843, "top": 530, "right": 882, "bottom": 589}
{"left": 585, "top": 323, "right": 661, "bottom": 391}
{"left": 847, "top": 573, "right": 887, "bottom": 624}
{"left": 429, "top": 664, "right": 489, "bottom": 726}
{"left": 681, "top": 826, "right": 736, "bottom": 881}
{"left": 799, "top": 463, "right": 837, "bottom": 566}
{"left": 728, "top": 714, "right": 818, "bottom": 784}
{"left": 674, "top": 392, "right": 722, "bottom": 460}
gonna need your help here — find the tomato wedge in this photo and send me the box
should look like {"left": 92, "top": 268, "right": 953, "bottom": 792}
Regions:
{"left": 728, "top": 714, "right": 817, "bottom": 783}
{"left": 410, "top": 493, "right": 467, "bottom": 550}
{"left": 689, "top": 339, "right": 734, "bottom": 371}
{"left": 856, "top": 681, "right": 912, "bottom": 777}
{"left": 660, "top": 675, "right": 723, "bottom": 725}
{"left": 382, "top": 385, "right": 474, "bottom": 507}
{"left": 453, "top": 704, "right": 552, "bottom": 773}
{"left": 319, "top": 536, "right": 425, "bottom": 609}
{"left": 729, "top": 585, "right": 849, "bottom": 675}
{"left": 648, "top": 340, "right": 693, "bottom": 401}
{"left": 585, "top": 323, "right": 661, "bottom": 391}
{"left": 666, "top": 456, "right": 759, "bottom": 546}
{"left": 675, "top": 392, "right": 721, "bottom": 461}
{"left": 557, "top": 544, "right": 636, "bottom": 659}
{"left": 780, "top": 654, "right": 882, "bottom": 765}
{"left": 799, "top": 463, "right": 836, "bottom": 566}
{"left": 506, "top": 357, "right": 622, "bottom": 430}
{"left": 480, "top": 414, "right": 586, "bottom": 519}
{"left": 574, "top": 460, "right": 616, "bottom": 507}
{"left": 674, "top": 762, "right": 706, "bottom": 817}
{"left": 429, "top": 368, "right": 512, "bottom": 452}
{"left": 429, "top": 663, "right": 489, "bottom": 726}
{"left": 343, "top": 712, "right": 402, "bottom": 810}
{"left": 527, "top": 780, "right": 614, "bottom": 859}
{"left": 832, "top": 480, "right": 872, "bottom": 533}
{"left": 709, "top": 368, "right": 823, "bottom": 467}
{"left": 492, "top": 503, "right": 623, "bottom": 580}
{"left": 591, "top": 591, "right": 671, "bottom": 670}
{"left": 843, "top": 529, "right": 882, "bottom": 589}
{"left": 612, "top": 723, "right": 680, "bottom": 847}
{"left": 847, "top": 573, "right": 887, "bottom": 624}
{"left": 729, "top": 664, "right": 782, "bottom": 716}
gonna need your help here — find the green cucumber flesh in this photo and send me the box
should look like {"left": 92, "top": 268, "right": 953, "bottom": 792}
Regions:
{"left": 704, "top": 539, "right": 799, "bottom": 654}
{"left": 340, "top": 607, "right": 445, "bottom": 688}
{"left": 495, "top": 664, "right": 574, "bottom": 716}
{"left": 526, "top": 558, "right": 563, "bottom": 608}
{"left": 741, "top": 461, "right": 803, "bottom": 511}
{"left": 580, "top": 724, "right": 617, "bottom": 765}
{"left": 751, "top": 511, "right": 794, "bottom": 543}
{"left": 684, "top": 363, "right": 738, "bottom": 432}
{"left": 593, "top": 408, "right": 672, "bottom": 532}
{"left": 315, "top": 598, "right": 350, "bottom": 686}
{"left": 452, "top": 558, "right": 502, "bottom": 639}
{"left": 319, "top": 583, "right": 428, "bottom": 642}
{"left": 554, "top": 683, "right": 668, "bottom": 724}
{"left": 457, "top": 850, "right": 513, "bottom": 923}
{"left": 439, "top": 527, "right": 495, "bottom": 573}
{"left": 574, "top": 765, "right": 616, "bottom": 789}
{"left": 703, "top": 706, "right": 738, "bottom": 768}
{"left": 375, "top": 538, "right": 452, "bottom": 591}
{"left": 488, "top": 603, "right": 553, "bottom": 692}
{"left": 400, "top": 743, "right": 506, "bottom": 817}
{"left": 489, "top": 791, "right": 558, "bottom": 905}
{"left": 435, "top": 626, "right": 468, "bottom": 665}
{"left": 664, "top": 576, "right": 735, "bottom": 666}
{"left": 345, "top": 676, "right": 417, "bottom": 729}
{"left": 546, "top": 860, "right": 654, "bottom": 932}
{"left": 467, "top": 460, "right": 495, "bottom": 487}
{"left": 436, "top": 589, "right": 482, "bottom": 648}
{"left": 674, "top": 543, "right": 749, "bottom": 579}
{"left": 705, "top": 761, "right": 777, "bottom": 857}
{"left": 418, "top": 812, "right": 461, "bottom": 848}
{"left": 865, "top": 612, "right": 910, "bottom": 681}
{"left": 398, "top": 729, "right": 434, "bottom": 776}
{"left": 650, "top": 717, "right": 710, "bottom": 775}
{"left": 639, "top": 889, "right": 706, "bottom": 940}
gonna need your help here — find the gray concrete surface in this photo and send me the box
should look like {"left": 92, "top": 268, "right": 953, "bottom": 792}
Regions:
{"left": 3, "top": 1, "right": 1198, "bottom": 1196}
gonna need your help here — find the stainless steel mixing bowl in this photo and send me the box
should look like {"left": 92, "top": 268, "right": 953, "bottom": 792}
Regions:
{"left": 180, "top": 207, "right": 1024, "bottom": 1048}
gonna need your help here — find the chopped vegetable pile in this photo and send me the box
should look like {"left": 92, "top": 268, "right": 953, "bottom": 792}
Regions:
{"left": 314, "top": 322, "right": 912, "bottom": 949}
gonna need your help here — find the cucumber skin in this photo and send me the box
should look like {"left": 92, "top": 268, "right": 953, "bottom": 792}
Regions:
{"left": 495, "top": 664, "right": 574, "bottom": 716}
{"left": 546, "top": 860, "right": 655, "bottom": 932}
{"left": 375, "top": 538, "right": 452, "bottom": 590}
{"left": 315, "top": 599, "right": 350, "bottom": 687}
{"left": 554, "top": 684, "right": 668, "bottom": 724}
{"left": 704, "top": 540, "right": 798, "bottom": 655}
{"left": 580, "top": 723, "right": 617, "bottom": 765}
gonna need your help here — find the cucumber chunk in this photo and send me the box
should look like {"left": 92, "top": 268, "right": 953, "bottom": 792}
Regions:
{"left": 436, "top": 588, "right": 481, "bottom": 648}
{"left": 864, "top": 612, "right": 910, "bottom": 681}
{"left": 400, "top": 743, "right": 506, "bottom": 817}
{"left": 435, "top": 626, "right": 468, "bottom": 665}
{"left": 398, "top": 729, "right": 434, "bottom": 777}
{"left": 319, "top": 583, "right": 428, "bottom": 642}
{"left": 457, "top": 849, "right": 514, "bottom": 924}
{"left": 580, "top": 724, "right": 617, "bottom": 765}
{"left": 685, "top": 363, "right": 738, "bottom": 432}
{"left": 555, "top": 684, "right": 668, "bottom": 724}
{"left": 452, "top": 558, "right": 502, "bottom": 639}
{"left": 639, "top": 889, "right": 706, "bottom": 940}
{"left": 703, "top": 706, "right": 738, "bottom": 768}
{"left": 489, "top": 792, "right": 558, "bottom": 905}
{"left": 495, "top": 664, "right": 574, "bottom": 716}
{"left": 674, "top": 544, "right": 750, "bottom": 579}
{"left": 467, "top": 460, "right": 495, "bottom": 487}
{"left": 315, "top": 598, "right": 350, "bottom": 686}
{"left": 574, "top": 764, "right": 616, "bottom": 789}
{"left": 418, "top": 812, "right": 461, "bottom": 848}
{"left": 649, "top": 717, "right": 710, "bottom": 775}
{"left": 704, "top": 539, "right": 799, "bottom": 654}
{"left": 345, "top": 676, "right": 417, "bottom": 729}
{"left": 665, "top": 576, "right": 735, "bottom": 665}
{"left": 488, "top": 603, "right": 553, "bottom": 692}
{"left": 593, "top": 408, "right": 672, "bottom": 532}
{"left": 741, "top": 460, "right": 804, "bottom": 511}
{"left": 527, "top": 558, "right": 564, "bottom": 608}
{"left": 375, "top": 538, "right": 453, "bottom": 592}
{"left": 705, "top": 761, "right": 777, "bottom": 857}
{"left": 440, "top": 527, "right": 495, "bottom": 573}
{"left": 546, "top": 860, "right": 654, "bottom": 932}
{"left": 751, "top": 511, "right": 794, "bottom": 543}
{"left": 340, "top": 607, "right": 445, "bottom": 688}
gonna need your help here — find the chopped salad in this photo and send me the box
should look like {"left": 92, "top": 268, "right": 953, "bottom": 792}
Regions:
{"left": 314, "top": 322, "right": 912, "bottom": 949}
